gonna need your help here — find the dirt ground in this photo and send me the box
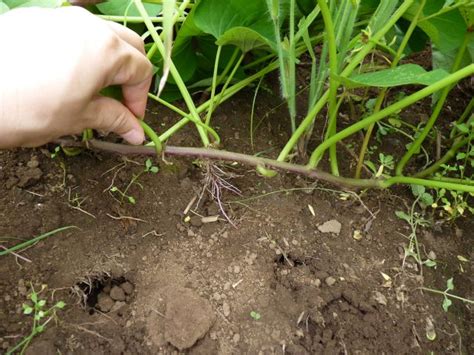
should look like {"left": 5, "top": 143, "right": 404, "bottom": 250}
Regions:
{"left": 0, "top": 88, "right": 473, "bottom": 355}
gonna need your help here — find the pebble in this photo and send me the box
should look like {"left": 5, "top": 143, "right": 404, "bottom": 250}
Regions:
{"left": 325, "top": 276, "right": 336, "bottom": 286}
{"left": 223, "top": 282, "right": 231, "bottom": 291}
{"left": 97, "top": 294, "right": 115, "bottom": 312}
{"left": 318, "top": 219, "right": 342, "bottom": 235}
{"left": 26, "top": 158, "right": 39, "bottom": 169}
{"left": 190, "top": 216, "right": 203, "bottom": 227}
{"left": 232, "top": 333, "right": 241, "bottom": 343}
{"left": 120, "top": 282, "right": 134, "bottom": 295}
{"left": 233, "top": 266, "right": 241, "bottom": 274}
{"left": 222, "top": 302, "right": 231, "bottom": 317}
{"left": 110, "top": 286, "right": 126, "bottom": 301}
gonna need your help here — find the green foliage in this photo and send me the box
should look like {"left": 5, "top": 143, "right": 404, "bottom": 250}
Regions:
{"left": 7, "top": 284, "right": 65, "bottom": 355}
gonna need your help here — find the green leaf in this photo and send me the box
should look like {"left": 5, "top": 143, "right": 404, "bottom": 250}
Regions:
{"left": 150, "top": 166, "right": 159, "bottom": 174}
{"left": 30, "top": 292, "right": 37, "bottom": 303}
{"left": 0, "top": 2, "right": 9, "bottom": 14}
{"left": 404, "top": 0, "right": 467, "bottom": 53}
{"left": 193, "top": 0, "right": 276, "bottom": 52}
{"left": 36, "top": 325, "right": 45, "bottom": 333}
{"left": 456, "top": 152, "right": 466, "bottom": 160}
{"left": 216, "top": 27, "right": 273, "bottom": 53}
{"left": 446, "top": 277, "right": 454, "bottom": 291}
{"left": 55, "top": 301, "right": 66, "bottom": 309}
{"left": 424, "top": 259, "right": 437, "bottom": 268}
{"left": 442, "top": 297, "right": 452, "bottom": 312}
{"left": 97, "top": 0, "right": 161, "bottom": 17}
{"left": 38, "top": 299, "right": 46, "bottom": 307}
{"left": 250, "top": 311, "right": 261, "bottom": 320}
{"left": 145, "top": 159, "right": 152, "bottom": 170}
{"left": 23, "top": 305, "right": 33, "bottom": 315}
{"left": 395, "top": 210, "right": 411, "bottom": 223}
{"left": 411, "top": 184, "right": 425, "bottom": 197}
{"left": 128, "top": 196, "right": 136, "bottom": 204}
{"left": 4, "top": 0, "right": 61, "bottom": 8}
{"left": 340, "top": 64, "right": 450, "bottom": 88}
{"left": 421, "top": 192, "right": 434, "bottom": 206}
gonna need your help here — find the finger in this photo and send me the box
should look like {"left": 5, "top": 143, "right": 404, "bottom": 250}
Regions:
{"left": 108, "top": 43, "right": 153, "bottom": 117}
{"left": 106, "top": 21, "right": 146, "bottom": 54}
{"left": 86, "top": 96, "right": 144, "bottom": 144}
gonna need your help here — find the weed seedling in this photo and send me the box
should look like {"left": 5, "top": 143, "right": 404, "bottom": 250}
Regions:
{"left": 250, "top": 311, "right": 261, "bottom": 321}
{"left": 109, "top": 158, "right": 159, "bottom": 204}
{"left": 7, "top": 284, "right": 65, "bottom": 355}
{"left": 421, "top": 278, "right": 474, "bottom": 312}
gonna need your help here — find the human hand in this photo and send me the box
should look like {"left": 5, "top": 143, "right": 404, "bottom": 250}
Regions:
{"left": 0, "top": 6, "right": 152, "bottom": 148}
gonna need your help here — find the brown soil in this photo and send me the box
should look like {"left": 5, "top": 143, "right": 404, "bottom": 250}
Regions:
{"left": 0, "top": 89, "right": 473, "bottom": 355}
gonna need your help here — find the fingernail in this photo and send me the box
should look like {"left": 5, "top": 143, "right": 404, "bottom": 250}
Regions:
{"left": 122, "top": 129, "right": 144, "bottom": 145}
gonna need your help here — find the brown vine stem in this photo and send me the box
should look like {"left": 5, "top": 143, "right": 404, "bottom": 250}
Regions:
{"left": 54, "top": 138, "right": 384, "bottom": 190}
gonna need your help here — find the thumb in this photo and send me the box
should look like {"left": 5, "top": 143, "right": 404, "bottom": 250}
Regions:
{"left": 86, "top": 96, "right": 144, "bottom": 145}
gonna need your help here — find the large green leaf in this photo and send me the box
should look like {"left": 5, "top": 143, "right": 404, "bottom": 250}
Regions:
{"left": 404, "top": 0, "right": 467, "bottom": 53}
{"left": 3, "top": 0, "right": 61, "bottom": 8}
{"left": 193, "top": 0, "right": 276, "bottom": 52}
{"left": 97, "top": 0, "right": 161, "bottom": 17}
{"left": 340, "top": 64, "right": 450, "bottom": 88}
{"left": 0, "top": 2, "right": 9, "bottom": 14}
{"left": 216, "top": 27, "right": 273, "bottom": 53}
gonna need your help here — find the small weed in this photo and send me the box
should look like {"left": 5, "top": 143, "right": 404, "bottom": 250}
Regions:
{"left": 395, "top": 197, "right": 433, "bottom": 274}
{"left": 7, "top": 284, "right": 65, "bottom": 355}
{"left": 421, "top": 278, "right": 474, "bottom": 312}
{"left": 109, "top": 158, "right": 159, "bottom": 204}
{"left": 250, "top": 311, "right": 261, "bottom": 321}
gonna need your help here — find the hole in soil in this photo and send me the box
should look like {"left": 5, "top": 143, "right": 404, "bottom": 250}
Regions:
{"left": 75, "top": 276, "right": 128, "bottom": 314}
{"left": 275, "top": 254, "right": 305, "bottom": 266}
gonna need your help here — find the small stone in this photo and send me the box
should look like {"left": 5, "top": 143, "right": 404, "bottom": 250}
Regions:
{"left": 232, "top": 333, "right": 240, "bottom": 343}
{"left": 210, "top": 332, "right": 218, "bottom": 340}
{"left": 120, "top": 282, "right": 134, "bottom": 295}
{"left": 110, "top": 286, "right": 126, "bottom": 301}
{"left": 223, "top": 282, "right": 231, "bottom": 291}
{"left": 222, "top": 302, "right": 230, "bottom": 317}
{"left": 97, "top": 294, "right": 115, "bottom": 312}
{"left": 233, "top": 266, "right": 241, "bottom": 274}
{"left": 325, "top": 276, "right": 336, "bottom": 286}
{"left": 190, "top": 216, "right": 203, "bottom": 227}
{"left": 187, "top": 229, "right": 195, "bottom": 237}
{"left": 318, "top": 220, "right": 342, "bottom": 235}
{"left": 26, "top": 157, "right": 39, "bottom": 169}
{"left": 4, "top": 295, "right": 11, "bottom": 302}
{"left": 313, "top": 279, "right": 321, "bottom": 287}
{"left": 213, "top": 293, "right": 221, "bottom": 301}
{"left": 373, "top": 291, "right": 387, "bottom": 306}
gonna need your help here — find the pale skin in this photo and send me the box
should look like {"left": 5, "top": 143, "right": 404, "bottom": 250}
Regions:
{"left": 0, "top": 4, "right": 152, "bottom": 149}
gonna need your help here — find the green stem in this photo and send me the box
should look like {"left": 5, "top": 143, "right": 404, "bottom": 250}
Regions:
{"left": 98, "top": 15, "right": 185, "bottom": 23}
{"left": 308, "top": 64, "right": 474, "bottom": 168}
{"left": 420, "top": 287, "right": 474, "bottom": 304}
{"left": 139, "top": 120, "right": 162, "bottom": 154}
{"left": 0, "top": 226, "right": 77, "bottom": 257}
{"left": 355, "top": 0, "right": 426, "bottom": 179}
{"left": 318, "top": 0, "right": 340, "bottom": 176}
{"left": 278, "top": 0, "right": 415, "bottom": 162}
{"left": 380, "top": 176, "right": 474, "bottom": 192}
{"left": 134, "top": 0, "right": 210, "bottom": 146}
{"left": 450, "top": 97, "right": 474, "bottom": 138}
{"left": 210, "top": 53, "right": 245, "bottom": 120}
{"left": 148, "top": 93, "right": 220, "bottom": 143}
{"left": 395, "top": 32, "right": 469, "bottom": 176}
{"left": 415, "top": 137, "right": 469, "bottom": 178}
{"left": 205, "top": 45, "right": 222, "bottom": 126}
